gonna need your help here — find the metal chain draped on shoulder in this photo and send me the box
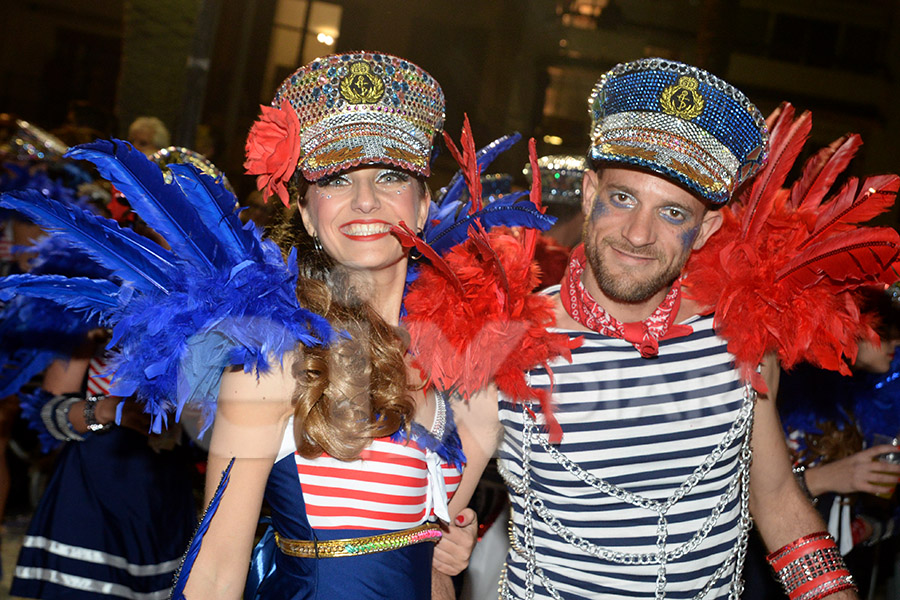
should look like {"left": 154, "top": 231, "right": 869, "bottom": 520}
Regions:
{"left": 498, "top": 384, "right": 756, "bottom": 600}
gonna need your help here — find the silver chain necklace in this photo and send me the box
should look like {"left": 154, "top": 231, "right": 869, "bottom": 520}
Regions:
{"left": 499, "top": 384, "right": 756, "bottom": 600}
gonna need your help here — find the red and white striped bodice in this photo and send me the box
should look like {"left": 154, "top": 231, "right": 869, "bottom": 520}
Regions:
{"left": 277, "top": 396, "right": 463, "bottom": 531}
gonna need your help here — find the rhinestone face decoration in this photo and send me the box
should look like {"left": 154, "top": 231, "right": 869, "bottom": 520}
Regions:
{"left": 272, "top": 51, "right": 445, "bottom": 182}
{"left": 588, "top": 58, "right": 768, "bottom": 205}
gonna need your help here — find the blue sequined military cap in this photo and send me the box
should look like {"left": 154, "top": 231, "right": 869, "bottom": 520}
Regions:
{"left": 273, "top": 51, "right": 445, "bottom": 181}
{"left": 588, "top": 58, "right": 768, "bottom": 205}
{"left": 523, "top": 155, "right": 587, "bottom": 206}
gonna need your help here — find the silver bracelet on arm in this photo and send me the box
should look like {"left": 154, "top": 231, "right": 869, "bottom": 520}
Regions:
{"left": 42, "top": 394, "right": 85, "bottom": 442}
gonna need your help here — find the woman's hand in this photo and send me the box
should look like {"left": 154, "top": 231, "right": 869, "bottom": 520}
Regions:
{"left": 805, "top": 445, "right": 900, "bottom": 497}
{"left": 432, "top": 508, "right": 478, "bottom": 576}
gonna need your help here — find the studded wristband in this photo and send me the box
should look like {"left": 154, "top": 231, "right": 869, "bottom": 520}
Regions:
{"left": 767, "top": 531, "right": 856, "bottom": 600}
{"left": 83, "top": 395, "right": 112, "bottom": 433}
{"left": 792, "top": 464, "right": 818, "bottom": 505}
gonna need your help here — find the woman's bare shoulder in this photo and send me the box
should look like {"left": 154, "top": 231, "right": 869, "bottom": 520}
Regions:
{"left": 219, "top": 352, "right": 299, "bottom": 402}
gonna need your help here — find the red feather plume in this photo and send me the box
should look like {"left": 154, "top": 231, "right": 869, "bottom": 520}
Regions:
{"left": 790, "top": 133, "right": 862, "bottom": 212}
{"left": 684, "top": 103, "right": 900, "bottom": 390}
{"left": 442, "top": 114, "right": 483, "bottom": 214}
{"left": 404, "top": 228, "right": 578, "bottom": 442}
{"left": 404, "top": 122, "right": 578, "bottom": 441}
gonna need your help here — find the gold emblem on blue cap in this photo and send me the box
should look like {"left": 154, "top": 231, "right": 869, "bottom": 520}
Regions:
{"left": 660, "top": 76, "right": 704, "bottom": 120}
{"left": 588, "top": 58, "right": 768, "bottom": 205}
{"left": 340, "top": 62, "right": 385, "bottom": 104}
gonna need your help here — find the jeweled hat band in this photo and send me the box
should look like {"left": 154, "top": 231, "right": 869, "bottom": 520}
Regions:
{"left": 588, "top": 58, "right": 768, "bottom": 205}
{"left": 300, "top": 111, "right": 431, "bottom": 182}
{"left": 273, "top": 51, "right": 445, "bottom": 181}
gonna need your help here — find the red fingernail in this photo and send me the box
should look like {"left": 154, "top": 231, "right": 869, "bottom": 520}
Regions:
{"left": 456, "top": 515, "right": 465, "bottom": 525}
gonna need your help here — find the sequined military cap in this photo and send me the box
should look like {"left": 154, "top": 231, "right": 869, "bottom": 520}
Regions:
{"left": 0, "top": 119, "right": 69, "bottom": 162}
{"left": 150, "top": 146, "right": 234, "bottom": 193}
{"left": 273, "top": 51, "right": 445, "bottom": 181}
{"left": 589, "top": 58, "right": 768, "bottom": 204}
{"left": 522, "top": 155, "right": 588, "bottom": 206}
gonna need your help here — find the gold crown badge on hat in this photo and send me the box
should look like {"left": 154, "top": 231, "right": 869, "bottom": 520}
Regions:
{"left": 588, "top": 58, "right": 768, "bottom": 205}
{"left": 244, "top": 51, "right": 445, "bottom": 207}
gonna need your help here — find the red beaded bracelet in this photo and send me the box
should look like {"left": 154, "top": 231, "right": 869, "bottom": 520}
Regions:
{"left": 766, "top": 531, "right": 856, "bottom": 600}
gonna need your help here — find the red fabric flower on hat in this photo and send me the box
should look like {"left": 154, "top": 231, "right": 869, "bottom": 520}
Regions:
{"left": 244, "top": 100, "right": 302, "bottom": 207}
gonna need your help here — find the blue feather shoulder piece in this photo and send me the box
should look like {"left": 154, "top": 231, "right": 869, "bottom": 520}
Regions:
{"left": 2, "top": 139, "right": 335, "bottom": 433}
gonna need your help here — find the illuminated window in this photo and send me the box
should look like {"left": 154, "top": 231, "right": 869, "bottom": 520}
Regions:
{"left": 558, "top": 0, "right": 610, "bottom": 30}
{"left": 262, "top": 0, "right": 342, "bottom": 99}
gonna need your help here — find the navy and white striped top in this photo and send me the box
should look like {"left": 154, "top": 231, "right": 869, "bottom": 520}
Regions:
{"left": 498, "top": 310, "right": 751, "bottom": 599}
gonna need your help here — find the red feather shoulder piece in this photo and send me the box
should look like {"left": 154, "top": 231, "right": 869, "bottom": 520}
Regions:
{"left": 684, "top": 103, "right": 900, "bottom": 390}
{"left": 398, "top": 119, "right": 579, "bottom": 441}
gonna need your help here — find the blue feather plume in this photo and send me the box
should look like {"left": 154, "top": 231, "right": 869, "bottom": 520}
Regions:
{"left": 166, "top": 163, "right": 262, "bottom": 264}
{"left": 104, "top": 236, "right": 335, "bottom": 433}
{"left": 422, "top": 131, "right": 555, "bottom": 256}
{"left": 0, "top": 189, "right": 176, "bottom": 292}
{"left": 65, "top": 140, "right": 224, "bottom": 273}
{"left": 0, "top": 274, "right": 119, "bottom": 315}
{"left": 426, "top": 192, "right": 555, "bottom": 255}
{"left": 1, "top": 138, "right": 336, "bottom": 433}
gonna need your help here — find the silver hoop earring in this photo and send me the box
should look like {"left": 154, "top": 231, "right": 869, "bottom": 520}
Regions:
{"left": 313, "top": 235, "right": 323, "bottom": 253}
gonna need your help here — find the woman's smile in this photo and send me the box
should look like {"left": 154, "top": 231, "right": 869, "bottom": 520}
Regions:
{"left": 339, "top": 219, "right": 393, "bottom": 240}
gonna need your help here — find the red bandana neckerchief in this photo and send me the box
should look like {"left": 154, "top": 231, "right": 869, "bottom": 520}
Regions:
{"left": 560, "top": 245, "right": 693, "bottom": 358}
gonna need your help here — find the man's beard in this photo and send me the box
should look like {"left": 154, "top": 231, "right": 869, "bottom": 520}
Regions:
{"left": 584, "top": 236, "right": 684, "bottom": 303}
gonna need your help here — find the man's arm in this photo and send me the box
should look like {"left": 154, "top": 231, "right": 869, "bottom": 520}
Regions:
{"left": 432, "top": 571, "right": 456, "bottom": 600}
{"left": 749, "top": 359, "right": 857, "bottom": 599}
{"left": 431, "top": 386, "right": 503, "bottom": 599}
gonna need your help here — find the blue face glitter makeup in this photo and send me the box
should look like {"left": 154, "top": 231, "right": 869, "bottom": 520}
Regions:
{"left": 681, "top": 224, "right": 700, "bottom": 251}
{"left": 590, "top": 196, "right": 609, "bottom": 221}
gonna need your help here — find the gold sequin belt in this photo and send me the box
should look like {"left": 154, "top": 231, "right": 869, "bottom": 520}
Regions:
{"left": 274, "top": 522, "right": 442, "bottom": 558}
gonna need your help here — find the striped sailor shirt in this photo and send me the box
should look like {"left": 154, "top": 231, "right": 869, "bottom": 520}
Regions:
{"left": 499, "top": 311, "right": 750, "bottom": 599}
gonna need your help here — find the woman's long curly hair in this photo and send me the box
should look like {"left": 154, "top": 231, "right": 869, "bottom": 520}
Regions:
{"left": 266, "top": 176, "right": 419, "bottom": 461}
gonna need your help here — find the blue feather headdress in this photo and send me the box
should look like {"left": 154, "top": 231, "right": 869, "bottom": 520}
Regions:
{"left": 0, "top": 139, "right": 335, "bottom": 433}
